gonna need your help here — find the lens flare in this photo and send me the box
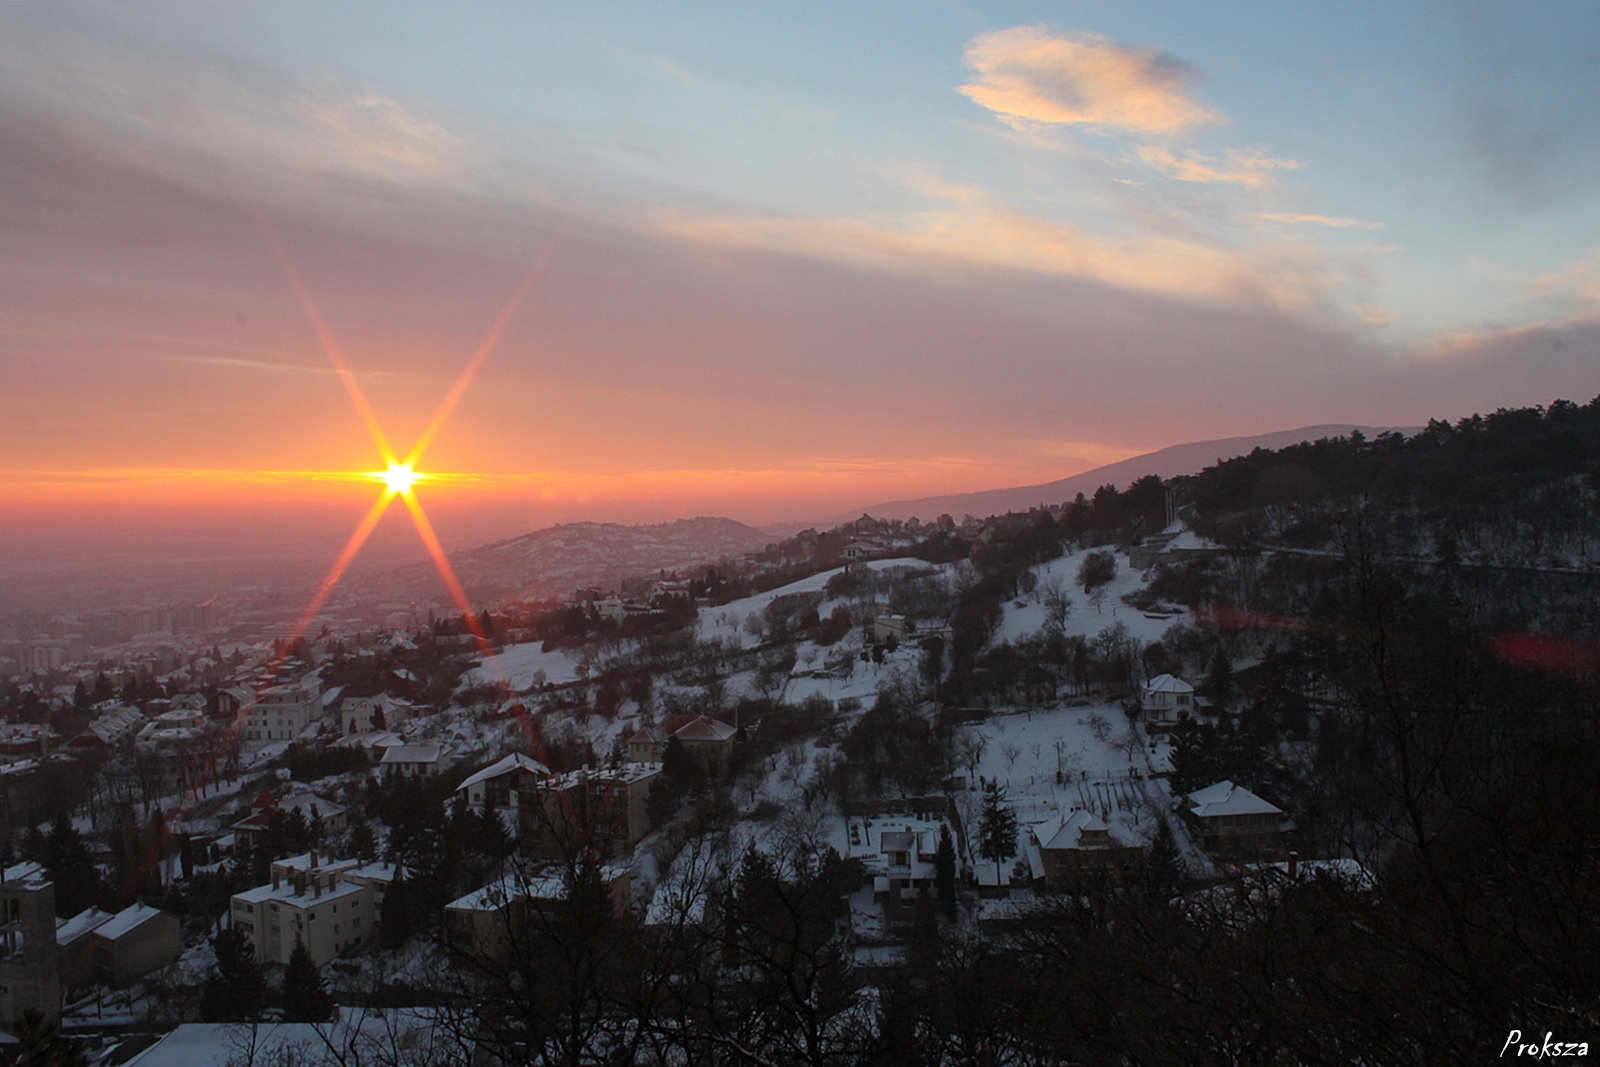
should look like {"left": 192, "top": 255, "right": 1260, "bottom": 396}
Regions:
{"left": 381, "top": 462, "right": 419, "bottom": 494}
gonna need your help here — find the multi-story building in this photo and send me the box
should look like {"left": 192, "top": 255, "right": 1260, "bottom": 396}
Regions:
{"left": 228, "top": 854, "right": 394, "bottom": 967}
{"left": 519, "top": 764, "right": 661, "bottom": 862}
{"left": 242, "top": 679, "right": 323, "bottom": 751}
{"left": 1182, "top": 780, "right": 1285, "bottom": 852}
{"left": 0, "top": 872, "right": 59, "bottom": 1029}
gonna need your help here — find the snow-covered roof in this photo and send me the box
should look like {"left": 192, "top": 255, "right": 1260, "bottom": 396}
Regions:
{"left": 279, "top": 791, "right": 345, "bottom": 821}
{"left": 56, "top": 906, "right": 113, "bottom": 945}
{"left": 93, "top": 902, "right": 169, "bottom": 941}
{"left": 457, "top": 752, "right": 552, "bottom": 792}
{"left": 234, "top": 879, "right": 366, "bottom": 908}
{"left": 379, "top": 744, "right": 441, "bottom": 764}
{"left": 1035, "top": 809, "right": 1121, "bottom": 852}
{"left": 1143, "top": 673, "right": 1194, "bottom": 695}
{"left": 333, "top": 729, "right": 405, "bottom": 749}
{"left": 3, "top": 861, "right": 44, "bottom": 883}
{"left": 671, "top": 715, "right": 737, "bottom": 743}
{"left": 878, "top": 831, "right": 915, "bottom": 853}
{"left": 1185, "top": 780, "right": 1282, "bottom": 818}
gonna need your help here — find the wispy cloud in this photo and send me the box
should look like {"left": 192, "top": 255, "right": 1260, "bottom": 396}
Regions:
{"left": 1529, "top": 248, "right": 1600, "bottom": 310}
{"left": 657, "top": 179, "right": 1338, "bottom": 313}
{"left": 960, "top": 27, "right": 1217, "bottom": 136}
{"left": 1259, "top": 212, "right": 1384, "bottom": 229}
{"left": 304, "top": 91, "right": 468, "bottom": 176}
{"left": 1139, "top": 145, "right": 1302, "bottom": 186}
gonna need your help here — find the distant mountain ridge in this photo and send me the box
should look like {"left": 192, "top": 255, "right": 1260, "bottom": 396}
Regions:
{"left": 441, "top": 516, "right": 773, "bottom": 601}
{"left": 830, "top": 424, "right": 1421, "bottom": 524}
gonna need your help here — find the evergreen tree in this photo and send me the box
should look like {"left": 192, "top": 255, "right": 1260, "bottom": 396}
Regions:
{"left": 977, "top": 782, "right": 1019, "bottom": 886}
{"left": 1143, "top": 815, "right": 1188, "bottom": 902}
{"left": 934, "top": 823, "right": 957, "bottom": 916}
{"left": 280, "top": 941, "right": 335, "bottom": 1022}
{"left": 201, "top": 926, "right": 266, "bottom": 1022}
{"left": 42, "top": 817, "right": 100, "bottom": 917}
{"left": 1204, "top": 645, "right": 1234, "bottom": 710}
{"left": 380, "top": 874, "right": 413, "bottom": 949}
{"left": 348, "top": 818, "right": 377, "bottom": 863}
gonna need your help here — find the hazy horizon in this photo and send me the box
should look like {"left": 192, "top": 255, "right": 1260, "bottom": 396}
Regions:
{"left": 5, "top": 2, "right": 1599, "bottom": 599}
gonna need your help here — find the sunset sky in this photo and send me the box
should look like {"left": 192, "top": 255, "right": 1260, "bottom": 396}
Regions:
{"left": 4, "top": 2, "right": 1599, "bottom": 562}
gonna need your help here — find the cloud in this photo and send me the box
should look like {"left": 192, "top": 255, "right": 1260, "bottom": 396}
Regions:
{"left": 1529, "top": 248, "right": 1600, "bottom": 311}
{"left": 304, "top": 91, "right": 469, "bottom": 176}
{"left": 657, "top": 183, "right": 1338, "bottom": 314}
{"left": 1259, "top": 212, "right": 1384, "bottom": 230}
{"left": 960, "top": 26, "right": 1217, "bottom": 136}
{"left": 1138, "top": 145, "right": 1302, "bottom": 186}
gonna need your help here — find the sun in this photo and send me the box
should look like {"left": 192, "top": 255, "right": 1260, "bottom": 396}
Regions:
{"left": 380, "top": 462, "right": 418, "bottom": 494}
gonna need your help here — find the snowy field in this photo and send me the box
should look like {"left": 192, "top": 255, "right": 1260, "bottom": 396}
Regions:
{"left": 462, "top": 641, "right": 584, "bottom": 691}
{"left": 994, "top": 547, "right": 1189, "bottom": 648}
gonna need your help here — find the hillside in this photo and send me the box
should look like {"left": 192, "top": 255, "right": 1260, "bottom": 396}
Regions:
{"left": 832, "top": 424, "right": 1418, "bottom": 523}
{"left": 440, "top": 516, "right": 774, "bottom": 601}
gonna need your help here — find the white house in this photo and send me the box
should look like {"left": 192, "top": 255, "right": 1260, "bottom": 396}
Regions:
{"left": 456, "top": 752, "right": 552, "bottom": 817}
{"left": 340, "top": 695, "right": 411, "bottom": 737}
{"left": 242, "top": 680, "right": 323, "bottom": 752}
{"left": 379, "top": 743, "right": 449, "bottom": 780}
{"left": 1141, "top": 673, "right": 1197, "bottom": 728}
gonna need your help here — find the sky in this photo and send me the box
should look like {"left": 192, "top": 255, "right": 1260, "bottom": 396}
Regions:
{"left": 3, "top": 1, "right": 1599, "bottom": 567}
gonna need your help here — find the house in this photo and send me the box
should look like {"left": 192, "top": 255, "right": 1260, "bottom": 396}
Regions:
{"left": 443, "top": 866, "right": 632, "bottom": 964}
{"left": 841, "top": 540, "right": 878, "bottom": 562}
{"left": 340, "top": 695, "right": 411, "bottom": 737}
{"left": 68, "top": 705, "right": 147, "bottom": 749}
{"left": 626, "top": 714, "right": 736, "bottom": 774}
{"left": 0, "top": 722, "right": 56, "bottom": 760}
{"left": 1141, "top": 673, "right": 1198, "bottom": 728}
{"left": 242, "top": 679, "right": 323, "bottom": 752}
{"left": 332, "top": 728, "right": 405, "bottom": 753}
{"left": 92, "top": 903, "right": 182, "bottom": 987}
{"left": 872, "top": 615, "right": 908, "bottom": 643}
{"left": 1031, "top": 810, "right": 1142, "bottom": 885}
{"left": 1182, "top": 780, "right": 1285, "bottom": 852}
{"left": 212, "top": 684, "right": 255, "bottom": 722}
{"left": 55, "top": 906, "right": 113, "bottom": 992}
{"left": 1, "top": 872, "right": 59, "bottom": 1029}
{"left": 379, "top": 743, "right": 449, "bottom": 780}
{"left": 456, "top": 753, "right": 554, "bottom": 825}
{"left": 229, "top": 855, "right": 393, "bottom": 967}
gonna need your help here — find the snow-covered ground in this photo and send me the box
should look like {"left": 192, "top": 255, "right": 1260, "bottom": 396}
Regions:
{"left": 994, "top": 547, "right": 1189, "bottom": 647}
{"left": 959, "top": 701, "right": 1210, "bottom": 877}
{"left": 463, "top": 641, "right": 584, "bottom": 691}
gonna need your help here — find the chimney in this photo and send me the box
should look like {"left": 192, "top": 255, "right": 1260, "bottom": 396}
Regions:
{"left": 313, "top": 876, "right": 322, "bottom": 899}
{"left": 273, "top": 869, "right": 281, "bottom": 890}
{"left": 1287, "top": 851, "right": 1299, "bottom": 880}
{"left": 310, "top": 849, "right": 318, "bottom": 870}
{"left": 293, "top": 871, "right": 307, "bottom": 896}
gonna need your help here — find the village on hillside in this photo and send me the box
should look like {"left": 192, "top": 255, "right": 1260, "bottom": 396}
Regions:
{"left": 2, "top": 476, "right": 1338, "bottom": 1063}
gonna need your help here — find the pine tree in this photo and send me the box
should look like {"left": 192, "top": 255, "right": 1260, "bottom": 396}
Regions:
{"left": 977, "top": 783, "right": 1018, "bottom": 886}
{"left": 280, "top": 940, "right": 335, "bottom": 1022}
{"left": 1144, "top": 815, "right": 1188, "bottom": 902}
{"left": 201, "top": 926, "right": 266, "bottom": 1022}
{"left": 380, "top": 874, "right": 413, "bottom": 950}
{"left": 1205, "top": 645, "right": 1234, "bottom": 710}
{"left": 348, "top": 818, "right": 377, "bottom": 863}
